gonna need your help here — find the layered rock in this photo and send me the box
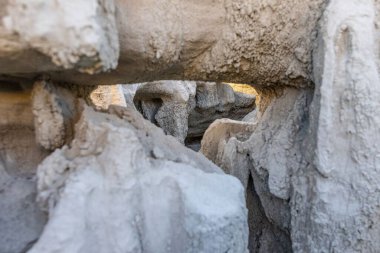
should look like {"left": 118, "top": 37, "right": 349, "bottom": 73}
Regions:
{"left": 28, "top": 105, "right": 248, "bottom": 253}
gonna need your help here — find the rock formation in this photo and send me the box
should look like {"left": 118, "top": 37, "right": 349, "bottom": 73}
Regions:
{"left": 132, "top": 81, "right": 255, "bottom": 146}
{"left": 0, "top": 0, "right": 325, "bottom": 86}
{"left": 201, "top": 88, "right": 311, "bottom": 252}
{"left": 188, "top": 82, "right": 255, "bottom": 141}
{"left": 0, "top": 0, "right": 379, "bottom": 253}
{"left": 133, "top": 81, "right": 197, "bottom": 144}
{"left": 28, "top": 104, "right": 248, "bottom": 253}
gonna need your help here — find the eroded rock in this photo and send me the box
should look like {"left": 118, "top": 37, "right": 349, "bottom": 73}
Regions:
{"left": 0, "top": 0, "right": 325, "bottom": 87}
{"left": 188, "top": 82, "right": 255, "bottom": 141}
{"left": 201, "top": 88, "right": 311, "bottom": 252}
{"left": 292, "top": 0, "right": 380, "bottom": 251}
{"left": 133, "top": 81, "right": 255, "bottom": 146}
{"left": 133, "top": 81, "right": 197, "bottom": 143}
{"left": 201, "top": 1, "right": 380, "bottom": 252}
{"left": 28, "top": 105, "right": 248, "bottom": 253}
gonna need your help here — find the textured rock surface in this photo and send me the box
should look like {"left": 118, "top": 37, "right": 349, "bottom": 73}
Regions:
{"left": 201, "top": 88, "right": 311, "bottom": 252}
{"left": 0, "top": 165, "right": 47, "bottom": 253}
{"left": 188, "top": 82, "right": 255, "bottom": 140}
{"left": 134, "top": 81, "right": 197, "bottom": 143}
{"left": 0, "top": 1, "right": 379, "bottom": 253}
{"left": 201, "top": 1, "right": 380, "bottom": 252}
{"left": 0, "top": 0, "right": 119, "bottom": 74}
{"left": 28, "top": 105, "right": 248, "bottom": 253}
{"left": 32, "top": 81, "right": 79, "bottom": 150}
{"left": 0, "top": 0, "right": 325, "bottom": 87}
{"left": 123, "top": 84, "right": 141, "bottom": 109}
{"left": 133, "top": 81, "right": 255, "bottom": 145}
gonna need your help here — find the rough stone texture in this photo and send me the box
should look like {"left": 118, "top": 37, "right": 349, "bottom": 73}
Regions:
{"left": 0, "top": 0, "right": 325, "bottom": 87}
{"left": 133, "top": 81, "right": 255, "bottom": 145}
{"left": 31, "top": 80, "right": 79, "bottom": 150}
{"left": 0, "top": 1, "right": 379, "bottom": 253}
{"left": 134, "top": 81, "right": 197, "bottom": 143}
{"left": 201, "top": 1, "right": 380, "bottom": 252}
{"left": 28, "top": 105, "right": 248, "bottom": 253}
{"left": 1, "top": 81, "right": 127, "bottom": 253}
{"left": 188, "top": 82, "right": 255, "bottom": 140}
{"left": 0, "top": 164, "right": 47, "bottom": 253}
{"left": 0, "top": 0, "right": 119, "bottom": 74}
{"left": 292, "top": 0, "right": 380, "bottom": 252}
{"left": 201, "top": 88, "right": 311, "bottom": 253}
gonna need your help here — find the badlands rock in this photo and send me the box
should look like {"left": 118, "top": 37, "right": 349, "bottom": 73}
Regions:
{"left": 0, "top": 0, "right": 119, "bottom": 75}
{"left": 0, "top": 85, "right": 48, "bottom": 253}
{"left": 1, "top": 81, "right": 127, "bottom": 252}
{"left": 201, "top": 88, "right": 311, "bottom": 253}
{"left": 134, "top": 81, "right": 197, "bottom": 143}
{"left": 133, "top": 81, "right": 255, "bottom": 144}
{"left": 0, "top": 0, "right": 325, "bottom": 87}
{"left": 188, "top": 82, "right": 255, "bottom": 140}
{"left": 292, "top": 0, "right": 380, "bottom": 251}
{"left": 89, "top": 84, "right": 127, "bottom": 110}
{"left": 28, "top": 105, "right": 248, "bottom": 253}
{"left": 201, "top": 0, "right": 380, "bottom": 252}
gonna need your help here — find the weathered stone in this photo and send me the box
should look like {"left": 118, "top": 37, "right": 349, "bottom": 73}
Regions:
{"left": 292, "top": 0, "right": 380, "bottom": 251}
{"left": 28, "top": 105, "right": 249, "bottom": 253}
{"left": 133, "top": 81, "right": 255, "bottom": 145}
{"left": 0, "top": 0, "right": 325, "bottom": 87}
{"left": 0, "top": 85, "right": 48, "bottom": 253}
{"left": 31, "top": 80, "right": 78, "bottom": 150}
{"left": 89, "top": 84, "right": 127, "bottom": 110}
{"left": 0, "top": 0, "right": 119, "bottom": 74}
{"left": 188, "top": 82, "right": 255, "bottom": 140}
{"left": 134, "top": 81, "right": 197, "bottom": 143}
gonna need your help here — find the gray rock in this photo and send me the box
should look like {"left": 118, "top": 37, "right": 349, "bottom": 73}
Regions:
{"left": 133, "top": 81, "right": 255, "bottom": 146}
{"left": 28, "top": 105, "right": 249, "bottom": 253}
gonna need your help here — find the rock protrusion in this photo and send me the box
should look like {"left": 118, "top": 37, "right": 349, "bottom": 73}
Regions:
{"left": 28, "top": 105, "right": 249, "bottom": 253}
{"left": 132, "top": 81, "right": 255, "bottom": 146}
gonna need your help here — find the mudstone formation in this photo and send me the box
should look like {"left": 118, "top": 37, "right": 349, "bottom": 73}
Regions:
{"left": 0, "top": 1, "right": 379, "bottom": 253}
{"left": 130, "top": 81, "right": 255, "bottom": 147}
